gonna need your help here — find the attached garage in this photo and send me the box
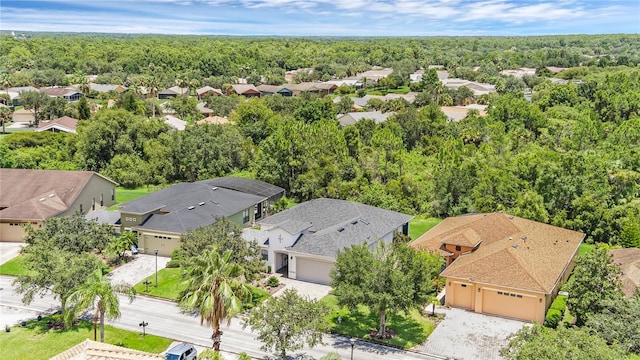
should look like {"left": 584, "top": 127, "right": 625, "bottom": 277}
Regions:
{"left": 295, "top": 258, "right": 333, "bottom": 285}
{"left": 139, "top": 234, "right": 179, "bottom": 257}
{"left": 448, "top": 281, "right": 474, "bottom": 309}
{"left": 481, "top": 288, "right": 537, "bottom": 321}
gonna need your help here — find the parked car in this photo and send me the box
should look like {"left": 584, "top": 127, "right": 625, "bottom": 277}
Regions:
{"left": 165, "top": 343, "right": 197, "bottom": 360}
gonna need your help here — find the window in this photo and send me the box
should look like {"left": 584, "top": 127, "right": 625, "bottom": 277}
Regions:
{"left": 242, "top": 208, "right": 250, "bottom": 223}
{"left": 261, "top": 249, "right": 269, "bottom": 261}
{"left": 100, "top": 194, "right": 104, "bottom": 206}
{"left": 92, "top": 198, "right": 95, "bottom": 211}
{"left": 111, "top": 189, "right": 115, "bottom": 201}
{"left": 517, "top": 295, "right": 523, "bottom": 298}
{"left": 455, "top": 245, "right": 462, "bottom": 251}
{"left": 497, "top": 291, "right": 503, "bottom": 295}
{"left": 460, "top": 284, "right": 467, "bottom": 288}
{"left": 80, "top": 204, "right": 83, "bottom": 212}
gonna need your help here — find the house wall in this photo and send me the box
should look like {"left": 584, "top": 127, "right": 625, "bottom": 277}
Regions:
{"left": 445, "top": 278, "right": 547, "bottom": 323}
{"left": 262, "top": 226, "right": 300, "bottom": 272}
{"left": 60, "top": 176, "right": 117, "bottom": 217}
{"left": 443, "top": 244, "right": 475, "bottom": 265}
{"left": 12, "top": 112, "right": 35, "bottom": 123}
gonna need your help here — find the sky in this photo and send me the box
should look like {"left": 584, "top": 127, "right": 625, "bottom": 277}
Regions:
{"left": 1, "top": 0, "right": 639, "bottom": 36}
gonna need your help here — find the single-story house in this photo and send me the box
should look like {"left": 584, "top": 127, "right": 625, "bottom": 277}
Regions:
{"left": 119, "top": 177, "right": 284, "bottom": 256}
{"left": 411, "top": 213, "right": 585, "bottom": 323}
{"left": 440, "top": 105, "right": 488, "bottom": 122}
{"left": 196, "top": 102, "right": 214, "bottom": 117}
{"left": 35, "top": 116, "right": 79, "bottom": 134}
{"left": 197, "top": 116, "right": 229, "bottom": 125}
{"left": 256, "top": 84, "right": 293, "bottom": 97}
{"left": 285, "top": 83, "right": 320, "bottom": 96}
{"left": 196, "top": 86, "right": 222, "bottom": 99}
{"left": 0, "top": 169, "right": 118, "bottom": 242}
{"left": 441, "top": 79, "right": 496, "bottom": 96}
{"left": 50, "top": 339, "right": 163, "bottom": 360}
{"left": 12, "top": 108, "right": 35, "bottom": 123}
{"left": 314, "top": 83, "right": 338, "bottom": 95}
{"left": 337, "top": 111, "right": 393, "bottom": 126}
{"left": 158, "top": 86, "right": 189, "bottom": 99}
{"left": 89, "top": 83, "right": 128, "bottom": 93}
{"left": 255, "top": 198, "right": 412, "bottom": 284}
{"left": 609, "top": 248, "right": 640, "bottom": 298}
{"left": 226, "top": 84, "right": 261, "bottom": 97}
{"left": 41, "top": 87, "right": 83, "bottom": 102}
{"left": 163, "top": 115, "right": 187, "bottom": 131}
{"left": 6, "top": 86, "right": 40, "bottom": 106}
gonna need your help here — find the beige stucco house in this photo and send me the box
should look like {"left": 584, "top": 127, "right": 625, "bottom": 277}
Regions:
{"left": 118, "top": 177, "right": 284, "bottom": 256}
{"left": 0, "top": 169, "right": 118, "bottom": 242}
{"left": 411, "top": 213, "right": 585, "bottom": 323}
{"left": 249, "top": 198, "right": 413, "bottom": 284}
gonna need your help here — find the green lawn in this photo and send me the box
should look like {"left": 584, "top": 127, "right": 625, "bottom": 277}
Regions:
{"left": 0, "top": 255, "right": 30, "bottom": 276}
{"left": 0, "top": 315, "right": 172, "bottom": 360}
{"left": 108, "top": 186, "right": 164, "bottom": 210}
{"left": 319, "top": 295, "right": 435, "bottom": 349}
{"left": 409, "top": 217, "right": 442, "bottom": 240}
{"left": 133, "top": 268, "right": 270, "bottom": 309}
{"left": 578, "top": 243, "right": 595, "bottom": 257}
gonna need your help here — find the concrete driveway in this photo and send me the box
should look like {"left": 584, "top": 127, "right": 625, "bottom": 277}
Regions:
{"left": 272, "top": 276, "right": 331, "bottom": 301}
{"left": 414, "top": 307, "right": 527, "bottom": 360}
{"left": 0, "top": 242, "right": 25, "bottom": 265}
{"left": 107, "top": 253, "right": 171, "bottom": 287}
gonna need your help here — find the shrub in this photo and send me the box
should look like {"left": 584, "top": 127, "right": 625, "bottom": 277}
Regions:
{"left": 237, "top": 353, "right": 251, "bottom": 360}
{"left": 165, "top": 259, "right": 181, "bottom": 268}
{"left": 199, "top": 349, "right": 223, "bottom": 360}
{"left": 544, "top": 309, "right": 563, "bottom": 329}
{"left": 266, "top": 276, "right": 280, "bottom": 288}
{"left": 550, "top": 295, "right": 567, "bottom": 311}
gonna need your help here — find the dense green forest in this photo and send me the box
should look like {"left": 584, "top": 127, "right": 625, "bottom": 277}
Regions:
{"left": 0, "top": 34, "right": 639, "bottom": 248}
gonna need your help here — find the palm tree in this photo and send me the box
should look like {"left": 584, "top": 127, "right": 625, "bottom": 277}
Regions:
{"left": 0, "top": 107, "right": 11, "bottom": 134}
{"left": 65, "top": 268, "right": 136, "bottom": 342}
{"left": 180, "top": 248, "right": 250, "bottom": 351}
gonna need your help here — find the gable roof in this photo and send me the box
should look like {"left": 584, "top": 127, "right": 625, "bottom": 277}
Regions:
{"left": 120, "top": 179, "right": 275, "bottom": 234}
{"left": 159, "top": 86, "right": 188, "bottom": 95}
{"left": 50, "top": 338, "right": 163, "bottom": 360}
{"left": 0, "top": 169, "right": 117, "bottom": 221}
{"left": 337, "top": 111, "right": 392, "bottom": 126}
{"left": 412, "top": 213, "right": 585, "bottom": 294}
{"left": 609, "top": 248, "right": 640, "bottom": 298}
{"left": 196, "top": 86, "right": 222, "bottom": 96}
{"left": 199, "top": 177, "right": 285, "bottom": 198}
{"left": 256, "top": 84, "right": 292, "bottom": 94}
{"left": 41, "top": 87, "right": 82, "bottom": 97}
{"left": 36, "top": 116, "right": 79, "bottom": 133}
{"left": 197, "top": 116, "right": 229, "bottom": 125}
{"left": 228, "top": 84, "right": 260, "bottom": 95}
{"left": 259, "top": 198, "right": 412, "bottom": 258}
{"left": 89, "top": 83, "right": 127, "bottom": 93}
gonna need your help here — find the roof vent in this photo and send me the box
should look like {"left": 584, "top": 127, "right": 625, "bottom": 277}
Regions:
{"left": 509, "top": 215, "right": 514, "bottom": 219}
{"left": 512, "top": 243, "right": 518, "bottom": 249}
{"left": 187, "top": 206, "right": 195, "bottom": 210}
{"left": 198, "top": 202, "right": 205, "bottom": 206}
{"left": 521, "top": 235, "right": 527, "bottom": 240}
{"left": 351, "top": 220, "right": 358, "bottom": 225}
{"left": 361, "top": 219, "right": 370, "bottom": 225}
{"left": 337, "top": 227, "right": 345, "bottom": 232}
{"left": 39, "top": 198, "right": 46, "bottom": 202}
{"left": 508, "top": 237, "right": 513, "bottom": 240}
{"left": 49, "top": 194, "right": 55, "bottom": 198}
{"left": 211, "top": 187, "right": 218, "bottom": 191}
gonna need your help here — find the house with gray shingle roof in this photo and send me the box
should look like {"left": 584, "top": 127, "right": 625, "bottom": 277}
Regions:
{"left": 118, "top": 177, "right": 284, "bottom": 256}
{"left": 256, "top": 198, "right": 412, "bottom": 284}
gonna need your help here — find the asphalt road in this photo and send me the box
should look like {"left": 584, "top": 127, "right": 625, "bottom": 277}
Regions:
{"left": 0, "top": 275, "right": 444, "bottom": 360}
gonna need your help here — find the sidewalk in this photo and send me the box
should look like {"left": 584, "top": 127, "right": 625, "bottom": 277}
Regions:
{"left": 0, "top": 242, "right": 25, "bottom": 265}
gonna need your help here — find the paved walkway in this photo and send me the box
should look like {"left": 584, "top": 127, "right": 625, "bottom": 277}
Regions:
{"left": 414, "top": 307, "right": 527, "bottom": 360}
{"left": 107, "top": 253, "right": 171, "bottom": 287}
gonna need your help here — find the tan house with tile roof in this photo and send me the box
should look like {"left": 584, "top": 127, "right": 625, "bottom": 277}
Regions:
{"left": 50, "top": 339, "right": 163, "bottom": 360}
{"left": 609, "top": 248, "right": 640, "bottom": 298}
{"left": 0, "top": 169, "right": 117, "bottom": 242}
{"left": 411, "top": 213, "right": 584, "bottom": 323}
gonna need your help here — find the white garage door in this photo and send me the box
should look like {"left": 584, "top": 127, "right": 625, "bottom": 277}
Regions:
{"left": 482, "top": 288, "right": 537, "bottom": 321}
{"left": 296, "top": 258, "right": 333, "bottom": 284}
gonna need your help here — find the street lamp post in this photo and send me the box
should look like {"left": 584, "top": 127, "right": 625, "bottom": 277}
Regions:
{"left": 350, "top": 338, "right": 356, "bottom": 360}
{"left": 154, "top": 248, "right": 158, "bottom": 287}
